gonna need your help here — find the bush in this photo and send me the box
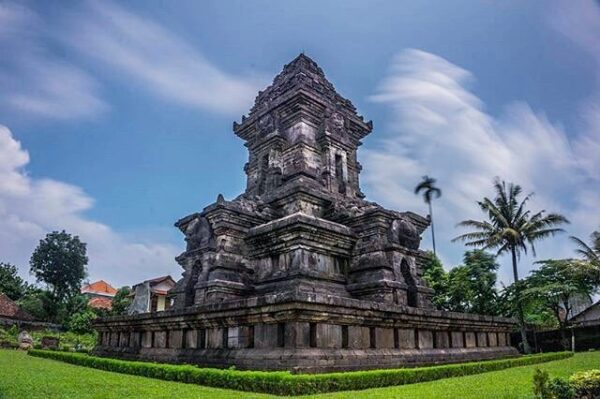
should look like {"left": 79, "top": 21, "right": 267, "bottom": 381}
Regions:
{"left": 570, "top": 370, "right": 600, "bottom": 398}
{"left": 548, "top": 378, "right": 574, "bottom": 399}
{"left": 533, "top": 368, "right": 551, "bottom": 399}
{"left": 28, "top": 350, "right": 573, "bottom": 395}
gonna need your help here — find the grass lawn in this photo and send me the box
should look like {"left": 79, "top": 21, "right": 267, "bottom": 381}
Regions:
{"left": 0, "top": 350, "right": 598, "bottom": 399}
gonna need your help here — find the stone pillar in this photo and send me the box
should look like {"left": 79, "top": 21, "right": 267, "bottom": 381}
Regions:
{"left": 418, "top": 330, "right": 434, "bottom": 349}
{"left": 451, "top": 332, "right": 464, "bottom": 348}
{"left": 465, "top": 332, "right": 477, "bottom": 348}
{"left": 130, "top": 332, "right": 140, "bottom": 348}
{"left": 488, "top": 332, "right": 498, "bottom": 347}
{"left": 315, "top": 324, "right": 342, "bottom": 349}
{"left": 398, "top": 328, "right": 416, "bottom": 349}
{"left": 285, "top": 322, "right": 310, "bottom": 348}
{"left": 375, "top": 328, "right": 395, "bottom": 349}
{"left": 348, "top": 326, "right": 370, "bottom": 349}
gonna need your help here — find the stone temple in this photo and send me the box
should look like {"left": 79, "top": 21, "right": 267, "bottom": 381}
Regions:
{"left": 94, "top": 54, "right": 517, "bottom": 371}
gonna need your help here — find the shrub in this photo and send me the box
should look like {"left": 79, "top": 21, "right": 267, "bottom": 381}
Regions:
{"left": 547, "top": 378, "right": 574, "bottom": 399}
{"left": 28, "top": 350, "right": 573, "bottom": 395}
{"left": 533, "top": 368, "right": 551, "bottom": 399}
{"left": 569, "top": 370, "right": 600, "bottom": 398}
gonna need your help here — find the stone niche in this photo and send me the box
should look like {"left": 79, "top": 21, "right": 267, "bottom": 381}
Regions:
{"left": 94, "top": 54, "right": 518, "bottom": 372}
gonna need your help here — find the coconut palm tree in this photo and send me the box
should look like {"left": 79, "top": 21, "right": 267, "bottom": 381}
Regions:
{"left": 570, "top": 230, "right": 600, "bottom": 266}
{"left": 452, "top": 179, "right": 569, "bottom": 354}
{"left": 415, "top": 176, "right": 442, "bottom": 256}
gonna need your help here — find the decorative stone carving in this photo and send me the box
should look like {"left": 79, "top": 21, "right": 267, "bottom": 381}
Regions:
{"left": 18, "top": 331, "right": 33, "bottom": 350}
{"left": 389, "top": 218, "right": 420, "bottom": 249}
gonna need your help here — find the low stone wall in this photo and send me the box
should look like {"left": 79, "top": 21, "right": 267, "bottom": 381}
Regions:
{"left": 94, "top": 292, "right": 518, "bottom": 372}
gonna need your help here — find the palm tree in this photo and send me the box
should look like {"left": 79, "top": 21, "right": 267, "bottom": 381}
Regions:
{"left": 570, "top": 230, "right": 600, "bottom": 266}
{"left": 415, "top": 176, "right": 442, "bottom": 256}
{"left": 452, "top": 179, "right": 569, "bottom": 354}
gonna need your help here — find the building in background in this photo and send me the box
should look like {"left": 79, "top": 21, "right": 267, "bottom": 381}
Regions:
{"left": 81, "top": 280, "right": 118, "bottom": 310}
{"left": 128, "top": 276, "right": 175, "bottom": 314}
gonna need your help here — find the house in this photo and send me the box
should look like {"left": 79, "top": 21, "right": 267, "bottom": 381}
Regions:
{"left": 570, "top": 300, "right": 600, "bottom": 327}
{"left": 128, "top": 276, "right": 175, "bottom": 314}
{"left": 0, "top": 293, "right": 35, "bottom": 328}
{"left": 81, "top": 280, "right": 118, "bottom": 310}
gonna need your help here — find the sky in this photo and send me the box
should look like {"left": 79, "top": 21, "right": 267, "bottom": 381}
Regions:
{"left": 0, "top": 0, "right": 598, "bottom": 288}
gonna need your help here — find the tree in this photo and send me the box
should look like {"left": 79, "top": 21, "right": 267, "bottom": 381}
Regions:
{"left": 452, "top": 179, "right": 568, "bottom": 353}
{"left": 415, "top": 176, "right": 442, "bottom": 256}
{"left": 0, "top": 262, "right": 27, "bottom": 300}
{"left": 422, "top": 252, "right": 448, "bottom": 309}
{"left": 522, "top": 259, "right": 597, "bottom": 349}
{"left": 570, "top": 229, "right": 600, "bottom": 267}
{"left": 29, "top": 231, "right": 88, "bottom": 303}
{"left": 111, "top": 286, "right": 132, "bottom": 315}
{"left": 17, "top": 287, "right": 55, "bottom": 321}
{"left": 445, "top": 250, "right": 500, "bottom": 315}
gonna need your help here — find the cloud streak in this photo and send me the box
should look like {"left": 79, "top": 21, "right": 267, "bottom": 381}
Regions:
{"left": 363, "top": 49, "right": 600, "bottom": 283}
{"left": 64, "top": 1, "right": 264, "bottom": 115}
{"left": 0, "top": 2, "right": 106, "bottom": 120}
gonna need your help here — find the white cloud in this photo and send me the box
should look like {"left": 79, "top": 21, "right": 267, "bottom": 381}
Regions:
{"left": 0, "top": 125, "right": 181, "bottom": 287}
{"left": 364, "top": 49, "right": 600, "bottom": 284}
{"left": 63, "top": 1, "right": 264, "bottom": 115}
{"left": 0, "top": 2, "right": 106, "bottom": 120}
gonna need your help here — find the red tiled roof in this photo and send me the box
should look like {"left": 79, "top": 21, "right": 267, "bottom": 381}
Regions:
{"left": 0, "top": 293, "right": 35, "bottom": 321}
{"left": 81, "top": 280, "right": 117, "bottom": 296}
{"left": 88, "top": 296, "right": 113, "bottom": 310}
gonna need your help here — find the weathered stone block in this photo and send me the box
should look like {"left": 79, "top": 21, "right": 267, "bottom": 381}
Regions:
{"left": 227, "top": 326, "right": 253, "bottom": 349}
{"left": 285, "top": 322, "right": 310, "bottom": 348}
{"left": 254, "top": 324, "right": 278, "bottom": 348}
{"left": 348, "top": 326, "right": 370, "bottom": 349}
{"left": 169, "top": 330, "right": 183, "bottom": 349}
{"left": 110, "top": 332, "right": 119, "bottom": 347}
{"left": 398, "top": 328, "right": 416, "bottom": 349}
{"left": 130, "top": 332, "right": 141, "bottom": 348}
{"left": 141, "top": 331, "right": 152, "bottom": 348}
{"left": 101, "top": 332, "right": 109, "bottom": 346}
{"left": 418, "top": 330, "right": 434, "bottom": 349}
{"left": 477, "top": 332, "right": 488, "bottom": 347}
{"left": 451, "top": 331, "right": 464, "bottom": 348}
{"left": 206, "top": 328, "right": 224, "bottom": 349}
{"left": 498, "top": 332, "right": 507, "bottom": 346}
{"left": 184, "top": 329, "right": 197, "bottom": 349}
{"left": 375, "top": 328, "right": 395, "bottom": 349}
{"left": 435, "top": 331, "right": 450, "bottom": 349}
{"left": 316, "top": 324, "right": 342, "bottom": 349}
{"left": 465, "top": 332, "right": 477, "bottom": 348}
{"left": 488, "top": 332, "right": 498, "bottom": 347}
{"left": 154, "top": 331, "right": 167, "bottom": 348}
{"left": 119, "top": 332, "right": 129, "bottom": 347}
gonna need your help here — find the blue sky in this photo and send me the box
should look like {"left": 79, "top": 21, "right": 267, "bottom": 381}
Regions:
{"left": 0, "top": 0, "right": 598, "bottom": 287}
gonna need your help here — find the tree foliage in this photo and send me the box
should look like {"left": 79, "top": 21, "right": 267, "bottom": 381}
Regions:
{"left": 571, "top": 229, "right": 600, "bottom": 267}
{"left": 453, "top": 179, "right": 568, "bottom": 353}
{"left": 522, "top": 259, "right": 598, "bottom": 348}
{"left": 29, "top": 230, "right": 88, "bottom": 303}
{"left": 111, "top": 286, "right": 132, "bottom": 315}
{"left": 0, "top": 262, "right": 27, "bottom": 300}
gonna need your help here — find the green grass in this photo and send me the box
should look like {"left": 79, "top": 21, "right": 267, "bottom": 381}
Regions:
{"left": 0, "top": 350, "right": 598, "bottom": 398}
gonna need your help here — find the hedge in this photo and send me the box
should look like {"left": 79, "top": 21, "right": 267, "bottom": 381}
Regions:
{"left": 28, "top": 350, "right": 573, "bottom": 395}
